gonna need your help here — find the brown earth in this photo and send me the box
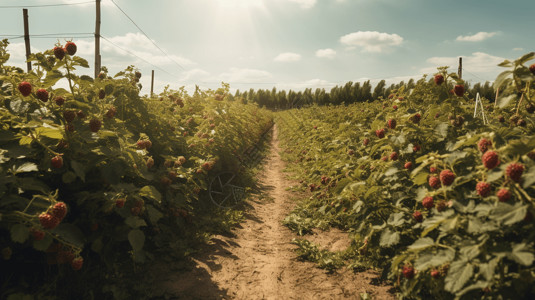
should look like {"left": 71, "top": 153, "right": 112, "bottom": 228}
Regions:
{"left": 149, "top": 125, "right": 395, "bottom": 300}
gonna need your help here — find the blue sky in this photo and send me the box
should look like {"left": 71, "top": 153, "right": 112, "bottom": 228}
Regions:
{"left": 1, "top": 0, "right": 534, "bottom": 94}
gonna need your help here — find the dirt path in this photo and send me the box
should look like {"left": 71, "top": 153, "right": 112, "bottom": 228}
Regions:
{"left": 152, "top": 125, "right": 395, "bottom": 300}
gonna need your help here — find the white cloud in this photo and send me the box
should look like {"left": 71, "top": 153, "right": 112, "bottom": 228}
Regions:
{"left": 513, "top": 47, "right": 524, "bottom": 51}
{"left": 274, "top": 52, "right": 302, "bottom": 62}
{"left": 456, "top": 31, "right": 498, "bottom": 42}
{"left": 340, "top": 31, "right": 403, "bottom": 53}
{"left": 219, "top": 68, "right": 272, "bottom": 83}
{"left": 179, "top": 68, "right": 210, "bottom": 82}
{"left": 315, "top": 48, "right": 336, "bottom": 59}
{"left": 287, "top": 0, "right": 317, "bottom": 9}
{"left": 421, "top": 52, "right": 506, "bottom": 77}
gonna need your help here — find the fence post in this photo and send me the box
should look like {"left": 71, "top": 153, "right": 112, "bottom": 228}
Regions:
{"left": 23, "top": 9, "right": 31, "bottom": 72}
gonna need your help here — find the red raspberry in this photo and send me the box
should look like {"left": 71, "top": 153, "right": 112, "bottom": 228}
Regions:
{"left": 404, "top": 162, "right": 412, "bottom": 169}
{"left": 439, "top": 170, "right": 455, "bottom": 186}
{"left": 387, "top": 119, "right": 397, "bottom": 129}
{"left": 18, "top": 81, "right": 32, "bottom": 97}
{"left": 527, "top": 151, "right": 535, "bottom": 161}
{"left": 496, "top": 189, "right": 511, "bottom": 202}
{"left": 98, "top": 89, "right": 106, "bottom": 99}
{"left": 347, "top": 149, "right": 355, "bottom": 156}
{"left": 136, "top": 140, "right": 146, "bottom": 149}
{"left": 413, "top": 144, "right": 421, "bottom": 152}
{"left": 478, "top": 138, "right": 492, "bottom": 153}
{"left": 381, "top": 156, "right": 388, "bottom": 161}
{"left": 57, "top": 250, "right": 75, "bottom": 264}
{"left": 429, "top": 166, "right": 437, "bottom": 173}
{"left": 430, "top": 269, "right": 440, "bottom": 278}
{"left": 454, "top": 85, "right": 464, "bottom": 97}
{"left": 30, "top": 228, "right": 45, "bottom": 241}
{"left": 375, "top": 129, "right": 385, "bottom": 139}
{"left": 98, "top": 72, "right": 106, "bottom": 80}
{"left": 434, "top": 74, "right": 444, "bottom": 85}
{"left": 36, "top": 89, "right": 49, "bottom": 102}
{"left": 51, "top": 155, "right": 63, "bottom": 169}
{"left": 313, "top": 125, "right": 317, "bottom": 129}
{"left": 89, "top": 119, "right": 102, "bottom": 132}
{"left": 429, "top": 176, "right": 441, "bottom": 189}
{"left": 115, "top": 198, "right": 126, "bottom": 208}
{"left": 50, "top": 202, "right": 67, "bottom": 220}
{"left": 202, "top": 161, "right": 213, "bottom": 171}
{"left": 76, "top": 110, "right": 86, "bottom": 119}
{"left": 413, "top": 211, "right": 423, "bottom": 222}
{"left": 146, "top": 157, "right": 155, "bottom": 169}
{"left": 506, "top": 163, "right": 524, "bottom": 182}
{"left": 436, "top": 200, "right": 447, "bottom": 212}
{"left": 517, "top": 119, "right": 527, "bottom": 127}
{"left": 393, "top": 105, "right": 398, "bottom": 110}
{"left": 105, "top": 106, "right": 117, "bottom": 118}
{"left": 39, "top": 213, "right": 60, "bottom": 229}
{"left": 390, "top": 152, "right": 398, "bottom": 161}
{"left": 53, "top": 46, "right": 65, "bottom": 60}
{"left": 65, "top": 41, "right": 77, "bottom": 56}
{"left": 530, "top": 63, "right": 535, "bottom": 75}
{"left": 131, "top": 206, "right": 141, "bottom": 216}
{"left": 63, "top": 110, "right": 76, "bottom": 123}
{"left": 363, "top": 138, "right": 370, "bottom": 146}
{"left": 497, "top": 115, "right": 505, "bottom": 122}
{"left": 54, "top": 96, "right": 65, "bottom": 106}
{"left": 434, "top": 113, "right": 440, "bottom": 119}
{"left": 482, "top": 151, "right": 499, "bottom": 169}
{"left": 476, "top": 182, "right": 491, "bottom": 197}
{"left": 410, "top": 113, "right": 421, "bottom": 124}
{"left": 71, "top": 257, "right": 83, "bottom": 270}
{"left": 422, "top": 196, "right": 434, "bottom": 209}
{"left": 403, "top": 265, "right": 415, "bottom": 279}
{"left": 65, "top": 124, "right": 74, "bottom": 132}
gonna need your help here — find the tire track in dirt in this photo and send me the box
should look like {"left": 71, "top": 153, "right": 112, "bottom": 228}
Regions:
{"left": 151, "top": 124, "right": 395, "bottom": 300}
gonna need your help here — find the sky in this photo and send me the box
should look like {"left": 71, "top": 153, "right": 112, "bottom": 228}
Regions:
{"left": 1, "top": 0, "right": 534, "bottom": 95}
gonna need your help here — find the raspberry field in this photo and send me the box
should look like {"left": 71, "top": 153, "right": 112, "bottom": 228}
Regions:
{"left": 1, "top": 38, "right": 535, "bottom": 299}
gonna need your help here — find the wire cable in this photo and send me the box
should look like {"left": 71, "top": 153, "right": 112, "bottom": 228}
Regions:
{"left": 110, "top": 0, "right": 185, "bottom": 71}
{"left": 0, "top": 1, "right": 94, "bottom": 8}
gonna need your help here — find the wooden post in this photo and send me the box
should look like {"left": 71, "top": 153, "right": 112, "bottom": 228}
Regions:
{"left": 23, "top": 9, "right": 31, "bottom": 72}
{"left": 458, "top": 57, "right": 462, "bottom": 79}
{"left": 94, "top": 0, "right": 101, "bottom": 78}
{"left": 150, "top": 70, "right": 154, "bottom": 97}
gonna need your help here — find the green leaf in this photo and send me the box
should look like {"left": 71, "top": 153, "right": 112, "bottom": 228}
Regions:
{"left": 51, "top": 224, "right": 85, "bottom": 248}
{"left": 408, "top": 237, "right": 434, "bottom": 251}
{"left": 387, "top": 212, "right": 406, "bottom": 227}
{"left": 62, "top": 171, "right": 77, "bottom": 184}
{"left": 498, "top": 59, "right": 513, "bottom": 67}
{"left": 516, "top": 52, "right": 535, "bottom": 65}
{"left": 444, "top": 260, "right": 474, "bottom": 293}
{"left": 43, "top": 70, "right": 63, "bottom": 87}
{"left": 414, "top": 248, "right": 455, "bottom": 271}
{"left": 125, "top": 216, "right": 147, "bottom": 228}
{"left": 489, "top": 202, "right": 528, "bottom": 226}
{"left": 72, "top": 56, "right": 89, "bottom": 68}
{"left": 91, "top": 238, "right": 103, "bottom": 253}
{"left": 35, "top": 127, "right": 63, "bottom": 140}
{"left": 32, "top": 234, "right": 53, "bottom": 251}
{"left": 139, "top": 185, "right": 162, "bottom": 204}
{"left": 9, "top": 99, "right": 30, "bottom": 114}
{"left": 379, "top": 228, "right": 400, "bottom": 247}
{"left": 384, "top": 167, "right": 398, "bottom": 177}
{"left": 80, "top": 75, "right": 94, "bottom": 83}
{"left": 10, "top": 224, "right": 29, "bottom": 243}
{"left": 412, "top": 172, "right": 429, "bottom": 186}
{"left": 434, "top": 122, "right": 449, "bottom": 140}
{"left": 509, "top": 243, "right": 534, "bottom": 266}
{"left": 128, "top": 229, "right": 145, "bottom": 251}
{"left": 146, "top": 205, "right": 163, "bottom": 225}
{"left": 14, "top": 162, "right": 38, "bottom": 173}
{"left": 493, "top": 70, "right": 513, "bottom": 89}
{"left": 70, "top": 160, "right": 86, "bottom": 182}
{"left": 496, "top": 94, "right": 517, "bottom": 108}
{"left": 522, "top": 167, "right": 535, "bottom": 189}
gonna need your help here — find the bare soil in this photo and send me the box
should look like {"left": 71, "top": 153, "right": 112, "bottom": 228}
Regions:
{"left": 150, "top": 125, "right": 395, "bottom": 300}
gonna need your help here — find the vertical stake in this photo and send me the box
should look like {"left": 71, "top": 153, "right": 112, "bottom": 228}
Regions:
{"left": 23, "top": 9, "right": 31, "bottom": 72}
{"left": 458, "top": 57, "right": 462, "bottom": 79}
{"left": 95, "top": 0, "right": 101, "bottom": 78}
{"left": 150, "top": 70, "right": 155, "bottom": 97}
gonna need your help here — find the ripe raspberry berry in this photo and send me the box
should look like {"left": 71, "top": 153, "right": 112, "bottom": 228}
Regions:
{"left": 54, "top": 96, "right": 65, "bottom": 106}
{"left": 409, "top": 113, "right": 421, "bottom": 124}
{"left": 413, "top": 211, "right": 423, "bottom": 222}
{"left": 30, "top": 228, "right": 45, "bottom": 241}
{"left": 517, "top": 119, "right": 527, "bottom": 127}
{"left": 36, "top": 89, "right": 49, "bottom": 102}
{"left": 53, "top": 46, "right": 65, "bottom": 60}
{"left": 482, "top": 151, "right": 499, "bottom": 169}
{"left": 430, "top": 269, "right": 440, "bottom": 279}
{"left": 71, "top": 257, "right": 83, "bottom": 270}
{"left": 530, "top": 63, "right": 535, "bottom": 75}
{"left": 429, "top": 176, "right": 441, "bottom": 189}
{"left": 347, "top": 149, "right": 355, "bottom": 156}
{"left": 39, "top": 213, "right": 60, "bottom": 229}
{"left": 381, "top": 156, "right": 388, "bottom": 161}
{"left": 65, "top": 41, "right": 77, "bottom": 56}
{"left": 375, "top": 129, "right": 385, "bottom": 139}
{"left": 50, "top": 202, "right": 67, "bottom": 220}
{"left": 76, "top": 110, "right": 86, "bottom": 119}
{"left": 363, "top": 138, "right": 370, "bottom": 146}
{"left": 393, "top": 105, "right": 398, "bottom": 110}
{"left": 440, "top": 170, "right": 455, "bottom": 186}
{"left": 202, "top": 161, "right": 213, "bottom": 171}
{"left": 478, "top": 138, "right": 492, "bottom": 153}
{"left": 135, "top": 71, "right": 142, "bottom": 79}
{"left": 131, "top": 206, "right": 141, "bottom": 216}
{"left": 98, "top": 89, "right": 106, "bottom": 99}
{"left": 313, "top": 125, "right": 317, "bottom": 129}
{"left": 422, "top": 196, "right": 434, "bottom": 209}
{"left": 89, "top": 119, "right": 102, "bottom": 132}
{"left": 137, "top": 140, "right": 146, "bottom": 149}
{"left": 390, "top": 152, "right": 399, "bottom": 161}
{"left": 63, "top": 110, "right": 76, "bottom": 123}
{"left": 115, "top": 198, "right": 126, "bottom": 208}
{"left": 429, "top": 166, "right": 437, "bottom": 173}
{"left": 436, "top": 200, "right": 447, "bottom": 212}
{"left": 527, "top": 151, "right": 535, "bottom": 161}
{"left": 434, "top": 113, "right": 440, "bottom": 119}
{"left": 18, "top": 81, "right": 32, "bottom": 97}
{"left": 506, "top": 163, "right": 524, "bottom": 182}
{"left": 403, "top": 265, "right": 415, "bottom": 279}
{"left": 497, "top": 115, "right": 505, "bottom": 122}
{"left": 105, "top": 106, "right": 117, "bottom": 118}
{"left": 146, "top": 157, "right": 155, "bottom": 169}
{"left": 98, "top": 72, "right": 106, "bottom": 80}
{"left": 413, "top": 144, "right": 421, "bottom": 152}
{"left": 434, "top": 74, "right": 444, "bottom": 85}
{"left": 454, "top": 85, "right": 464, "bottom": 97}
{"left": 476, "top": 182, "right": 491, "bottom": 197}
{"left": 404, "top": 162, "right": 412, "bottom": 169}
{"left": 387, "top": 119, "right": 397, "bottom": 129}
{"left": 51, "top": 155, "right": 63, "bottom": 169}
{"left": 496, "top": 188, "right": 511, "bottom": 202}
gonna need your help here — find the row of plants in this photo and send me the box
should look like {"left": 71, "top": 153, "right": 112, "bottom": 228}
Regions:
{"left": 0, "top": 39, "right": 273, "bottom": 299}
{"left": 276, "top": 53, "right": 535, "bottom": 298}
